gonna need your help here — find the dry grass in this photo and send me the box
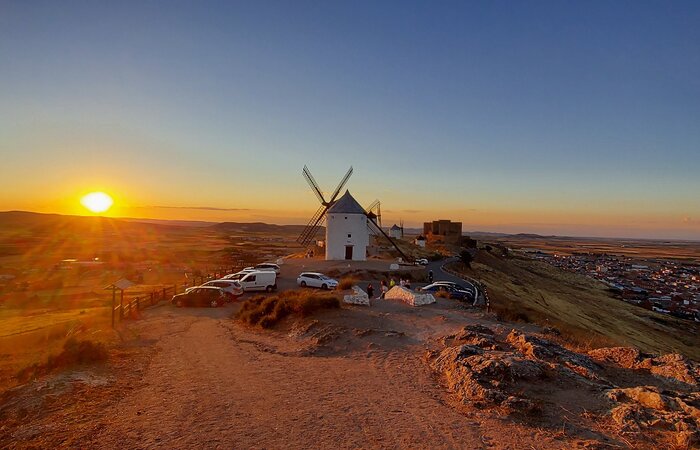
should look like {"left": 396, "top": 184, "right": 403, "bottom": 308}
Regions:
{"left": 449, "top": 250, "right": 700, "bottom": 359}
{"left": 435, "top": 290, "right": 451, "bottom": 299}
{"left": 236, "top": 290, "right": 340, "bottom": 328}
{"left": 16, "top": 338, "right": 108, "bottom": 382}
{"left": 337, "top": 277, "right": 359, "bottom": 290}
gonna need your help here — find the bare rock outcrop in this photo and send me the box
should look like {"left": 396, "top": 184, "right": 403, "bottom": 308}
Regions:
{"left": 589, "top": 347, "right": 700, "bottom": 386}
{"left": 606, "top": 385, "right": 700, "bottom": 445}
{"left": 431, "top": 342, "right": 543, "bottom": 412}
{"left": 506, "top": 330, "right": 600, "bottom": 380}
{"left": 441, "top": 324, "right": 498, "bottom": 350}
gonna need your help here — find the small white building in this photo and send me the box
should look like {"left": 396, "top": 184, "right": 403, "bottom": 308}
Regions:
{"left": 389, "top": 224, "right": 402, "bottom": 239}
{"left": 325, "top": 190, "right": 369, "bottom": 261}
{"left": 414, "top": 235, "right": 426, "bottom": 248}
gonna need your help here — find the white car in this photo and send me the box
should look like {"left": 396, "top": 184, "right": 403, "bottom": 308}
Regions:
{"left": 222, "top": 268, "right": 256, "bottom": 281}
{"left": 297, "top": 272, "right": 338, "bottom": 290}
{"left": 199, "top": 280, "right": 243, "bottom": 298}
{"left": 415, "top": 258, "right": 429, "bottom": 265}
{"left": 254, "top": 263, "right": 281, "bottom": 274}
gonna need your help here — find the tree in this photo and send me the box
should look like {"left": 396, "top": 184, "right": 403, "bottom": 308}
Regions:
{"left": 459, "top": 249, "right": 473, "bottom": 268}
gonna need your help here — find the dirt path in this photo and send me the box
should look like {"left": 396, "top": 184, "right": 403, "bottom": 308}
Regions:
{"left": 82, "top": 307, "right": 483, "bottom": 449}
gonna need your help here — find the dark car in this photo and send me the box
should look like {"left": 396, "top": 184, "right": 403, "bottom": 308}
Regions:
{"left": 432, "top": 281, "right": 476, "bottom": 296}
{"left": 420, "top": 283, "right": 474, "bottom": 301}
{"left": 171, "top": 286, "right": 226, "bottom": 308}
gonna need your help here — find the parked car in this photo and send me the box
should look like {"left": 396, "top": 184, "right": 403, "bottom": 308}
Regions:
{"left": 297, "top": 272, "right": 338, "bottom": 290}
{"left": 419, "top": 283, "right": 473, "bottom": 301}
{"left": 254, "top": 263, "right": 281, "bottom": 274}
{"left": 172, "top": 286, "right": 226, "bottom": 307}
{"left": 238, "top": 270, "right": 277, "bottom": 292}
{"left": 222, "top": 268, "right": 256, "bottom": 281}
{"left": 415, "top": 258, "right": 429, "bottom": 265}
{"left": 432, "top": 281, "right": 476, "bottom": 295}
{"left": 199, "top": 280, "right": 243, "bottom": 299}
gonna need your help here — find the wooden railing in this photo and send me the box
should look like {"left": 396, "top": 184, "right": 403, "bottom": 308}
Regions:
{"left": 112, "top": 285, "right": 177, "bottom": 327}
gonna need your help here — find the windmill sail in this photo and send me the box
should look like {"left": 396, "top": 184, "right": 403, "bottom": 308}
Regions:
{"left": 302, "top": 165, "right": 327, "bottom": 205}
{"left": 297, "top": 165, "right": 354, "bottom": 246}
{"left": 327, "top": 167, "right": 353, "bottom": 203}
{"left": 297, "top": 204, "right": 328, "bottom": 245}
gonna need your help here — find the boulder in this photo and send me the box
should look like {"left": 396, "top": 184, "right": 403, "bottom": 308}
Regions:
{"left": 385, "top": 286, "right": 435, "bottom": 306}
{"left": 343, "top": 286, "right": 370, "bottom": 306}
{"left": 506, "top": 330, "right": 599, "bottom": 380}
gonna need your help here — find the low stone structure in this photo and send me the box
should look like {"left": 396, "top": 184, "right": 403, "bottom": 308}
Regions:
{"left": 343, "top": 286, "right": 370, "bottom": 306}
{"left": 385, "top": 286, "right": 435, "bottom": 306}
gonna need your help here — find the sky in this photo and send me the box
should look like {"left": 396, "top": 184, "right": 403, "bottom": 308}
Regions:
{"left": 1, "top": 1, "right": 699, "bottom": 239}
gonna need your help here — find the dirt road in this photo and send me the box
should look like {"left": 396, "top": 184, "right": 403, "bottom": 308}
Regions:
{"left": 80, "top": 305, "right": 483, "bottom": 449}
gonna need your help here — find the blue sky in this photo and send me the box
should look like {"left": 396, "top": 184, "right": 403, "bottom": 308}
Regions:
{"left": 1, "top": 1, "right": 699, "bottom": 238}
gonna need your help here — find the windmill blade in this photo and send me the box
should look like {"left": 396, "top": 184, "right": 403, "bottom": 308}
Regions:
{"left": 302, "top": 165, "right": 327, "bottom": 205}
{"left": 328, "top": 166, "right": 353, "bottom": 204}
{"left": 366, "top": 199, "right": 382, "bottom": 228}
{"left": 367, "top": 216, "right": 410, "bottom": 262}
{"left": 297, "top": 204, "right": 329, "bottom": 245}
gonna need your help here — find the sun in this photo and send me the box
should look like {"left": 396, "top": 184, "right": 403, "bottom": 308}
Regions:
{"left": 80, "top": 192, "right": 114, "bottom": 214}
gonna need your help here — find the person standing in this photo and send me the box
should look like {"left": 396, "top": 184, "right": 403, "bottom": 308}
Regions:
{"left": 366, "top": 283, "right": 374, "bottom": 299}
{"left": 380, "top": 280, "right": 388, "bottom": 299}
{"left": 428, "top": 270, "right": 434, "bottom": 283}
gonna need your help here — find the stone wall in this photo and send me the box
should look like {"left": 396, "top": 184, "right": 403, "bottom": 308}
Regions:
{"left": 343, "top": 285, "right": 370, "bottom": 306}
{"left": 385, "top": 286, "right": 436, "bottom": 306}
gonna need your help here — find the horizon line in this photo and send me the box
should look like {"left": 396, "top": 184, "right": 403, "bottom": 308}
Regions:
{"left": 2, "top": 209, "right": 699, "bottom": 244}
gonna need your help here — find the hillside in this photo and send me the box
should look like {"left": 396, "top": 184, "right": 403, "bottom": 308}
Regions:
{"left": 211, "top": 221, "right": 313, "bottom": 234}
{"left": 449, "top": 249, "right": 700, "bottom": 360}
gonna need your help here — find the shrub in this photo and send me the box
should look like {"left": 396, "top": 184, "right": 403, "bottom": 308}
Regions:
{"left": 337, "top": 277, "right": 359, "bottom": 290}
{"left": 435, "top": 290, "right": 451, "bottom": 299}
{"left": 235, "top": 290, "right": 340, "bottom": 329}
{"left": 17, "top": 338, "right": 108, "bottom": 382}
{"left": 459, "top": 249, "right": 473, "bottom": 268}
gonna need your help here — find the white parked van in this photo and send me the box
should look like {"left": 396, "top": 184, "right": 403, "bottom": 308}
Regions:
{"left": 238, "top": 270, "right": 277, "bottom": 292}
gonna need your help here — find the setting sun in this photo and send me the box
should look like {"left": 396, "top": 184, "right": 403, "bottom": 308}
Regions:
{"left": 80, "top": 192, "right": 113, "bottom": 214}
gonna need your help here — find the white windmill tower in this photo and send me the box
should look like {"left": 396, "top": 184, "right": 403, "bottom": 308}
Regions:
{"left": 297, "top": 166, "right": 410, "bottom": 262}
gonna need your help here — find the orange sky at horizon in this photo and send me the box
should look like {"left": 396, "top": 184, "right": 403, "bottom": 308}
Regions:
{"left": 2, "top": 190, "right": 698, "bottom": 241}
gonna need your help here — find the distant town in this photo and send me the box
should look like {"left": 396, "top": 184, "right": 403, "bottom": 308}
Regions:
{"left": 524, "top": 250, "right": 700, "bottom": 322}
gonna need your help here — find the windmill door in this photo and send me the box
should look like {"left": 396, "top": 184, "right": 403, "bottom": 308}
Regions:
{"left": 345, "top": 245, "right": 353, "bottom": 260}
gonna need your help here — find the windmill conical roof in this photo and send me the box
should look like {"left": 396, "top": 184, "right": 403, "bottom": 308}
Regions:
{"left": 390, "top": 224, "right": 401, "bottom": 230}
{"left": 327, "top": 190, "right": 366, "bottom": 214}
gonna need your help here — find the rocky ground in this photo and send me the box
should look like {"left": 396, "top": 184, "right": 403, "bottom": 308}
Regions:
{"left": 0, "top": 295, "right": 698, "bottom": 449}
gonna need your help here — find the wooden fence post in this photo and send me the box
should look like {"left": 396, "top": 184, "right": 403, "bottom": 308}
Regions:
{"left": 111, "top": 286, "right": 116, "bottom": 328}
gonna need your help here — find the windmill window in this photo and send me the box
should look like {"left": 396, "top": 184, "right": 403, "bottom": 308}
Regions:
{"left": 344, "top": 216, "right": 347, "bottom": 219}
{"left": 347, "top": 233, "right": 352, "bottom": 238}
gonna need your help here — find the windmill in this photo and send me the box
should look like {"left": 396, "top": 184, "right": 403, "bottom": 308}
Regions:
{"left": 298, "top": 166, "right": 411, "bottom": 262}
{"left": 297, "top": 165, "right": 354, "bottom": 246}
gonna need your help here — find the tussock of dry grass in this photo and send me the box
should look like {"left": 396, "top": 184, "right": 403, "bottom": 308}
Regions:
{"left": 236, "top": 290, "right": 340, "bottom": 328}
{"left": 337, "top": 277, "right": 359, "bottom": 290}
{"left": 16, "top": 338, "right": 108, "bottom": 382}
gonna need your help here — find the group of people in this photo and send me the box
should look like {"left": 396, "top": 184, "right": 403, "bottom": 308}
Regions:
{"left": 366, "top": 274, "right": 424, "bottom": 300}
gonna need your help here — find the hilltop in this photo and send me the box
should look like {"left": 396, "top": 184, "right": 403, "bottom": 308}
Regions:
{"left": 448, "top": 248, "right": 700, "bottom": 360}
